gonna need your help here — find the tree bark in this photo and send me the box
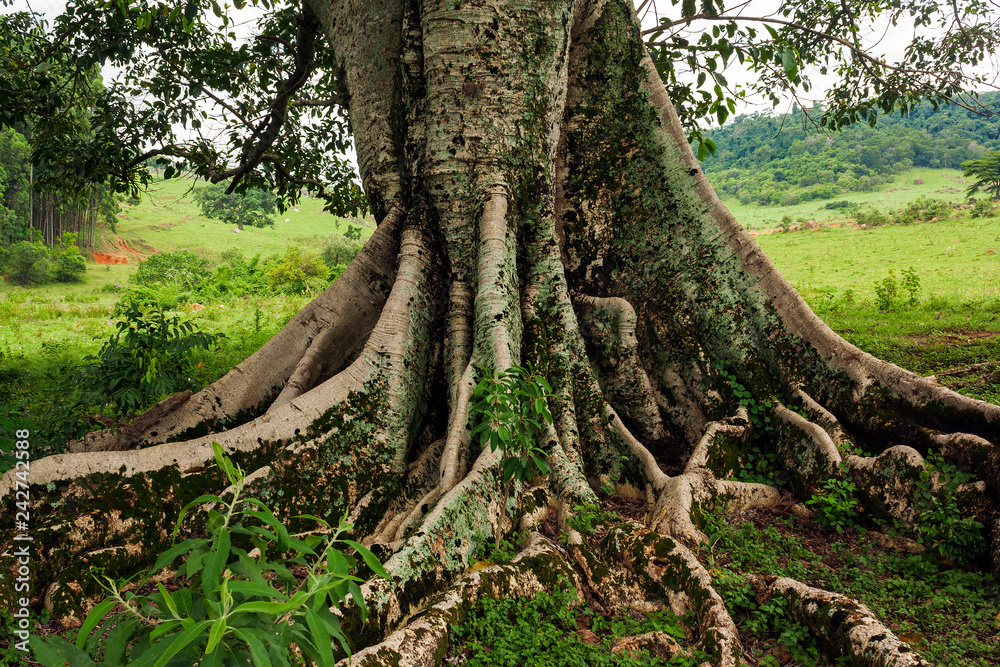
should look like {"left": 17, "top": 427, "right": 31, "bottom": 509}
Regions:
{"left": 2, "top": 0, "right": 998, "bottom": 663}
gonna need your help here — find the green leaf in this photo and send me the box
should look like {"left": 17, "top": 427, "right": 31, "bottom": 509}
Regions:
{"left": 232, "top": 628, "right": 272, "bottom": 667}
{"left": 781, "top": 47, "right": 798, "bottom": 79}
{"left": 151, "top": 620, "right": 212, "bottom": 667}
{"left": 244, "top": 509, "right": 291, "bottom": 551}
{"left": 716, "top": 105, "right": 728, "bottom": 126}
{"left": 156, "top": 583, "right": 181, "bottom": 619}
{"left": 212, "top": 441, "right": 238, "bottom": 484}
{"left": 149, "top": 619, "right": 186, "bottom": 641}
{"left": 202, "top": 529, "right": 231, "bottom": 596}
{"left": 150, "top": 538, "right": 209, "bottom": 573}
{"left": 227, "top": 580, "right": 288, "bottom": 600}
{"left": 304, "top": 606, "right": 334, "bottom": 666}
{"left": 184, "top": 545, "right": 208, "bottom": 578}
{"left": 76, "top": 598, "right": 118, "bottom": 649}
{"left": 200, "top": 649, "right": 224, "bottom": 667}
{"left": 205, "top": 616, "right": 227, "bottom": 655}
{"left": 99, "top": 617, "right": 140, "bottom": 664}
{"left": 341, "top": 539, "right": 390, "bottom": 579}
{"left": 30, "top": 635, "right": 97, "bottom": 666}
{"left": 232, "top": 591, "right": 307, "bottom": 615}
{"left": 530, "top": 454, "right": 551, "bottom": 475}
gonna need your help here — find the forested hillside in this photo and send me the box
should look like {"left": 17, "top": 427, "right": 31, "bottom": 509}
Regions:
{"left": 701, "top": 93, "right": 1000, "bottom": 206}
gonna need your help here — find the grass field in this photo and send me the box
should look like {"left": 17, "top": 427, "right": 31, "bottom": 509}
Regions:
{"left": 752, "top": 211, "right": 1000, "bottom": 403}
{"left": 106, "top": 176, "right": 373, "bottom": 262}
{"left": 725, "top": 167, "right": 970, "bottom": 230}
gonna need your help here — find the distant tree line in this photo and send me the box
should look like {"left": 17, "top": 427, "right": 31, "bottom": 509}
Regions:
{"left": 0, "top": 14, "right": 119, "bottom": 250}
{"left": 700, "top": 93, "right": 1000, "bottom": 206}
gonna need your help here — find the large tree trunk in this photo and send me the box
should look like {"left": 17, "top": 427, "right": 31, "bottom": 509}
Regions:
{"left": 3, "top": 0, "right": 999, "bottom": 663}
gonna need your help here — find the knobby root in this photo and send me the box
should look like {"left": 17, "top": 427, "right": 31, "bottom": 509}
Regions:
{"left": 751, "top": 575, "right": 932, "bottom": 666}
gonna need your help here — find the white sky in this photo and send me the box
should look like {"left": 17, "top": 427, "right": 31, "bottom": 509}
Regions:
{"left": 4, "top": 0, "right": 997, "bottom": 172}
{"left": 5, "top": 0, "right": 939, "bottom": 120}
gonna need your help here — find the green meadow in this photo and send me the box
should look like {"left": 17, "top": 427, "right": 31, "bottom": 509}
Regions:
{"left": 727, "top": 167, "right": 970, "bottom": 230}
{"left": 108, "top": 176, "right": 374, "bottom": 261}
{"left": 744, "top": 171, "right": 1000, "bottom": 404}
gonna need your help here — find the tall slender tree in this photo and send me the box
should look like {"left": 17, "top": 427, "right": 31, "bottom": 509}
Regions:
{"left": 3, "top": 1, "right": 1000, "bottom": 663}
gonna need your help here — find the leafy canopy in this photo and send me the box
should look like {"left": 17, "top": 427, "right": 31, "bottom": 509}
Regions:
{"left": 1, "top": 0, "right": 997, "bottom": 207}
{"left": 193, "top": 181, "right": 278, "bottom": 229}
{"left": 962, "top": 151, "right": 1000, "bottom": 200}
{"left": 642, "top": 0, "right": 1000, "bottom": 157}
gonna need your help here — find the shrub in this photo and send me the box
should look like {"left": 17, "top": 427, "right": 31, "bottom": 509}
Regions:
{"left": 912, "top": 454, "right": 987, "bottom": 563}
{"left": 52, "top": 233, "right": 86, "bottom": 283}
{"left": 2, "top": 240, "right": 52, "bottom": 285}
{"left": 53, "top": 251, "right": 86, "bottom": 282}
{"left": 779, "top": 191, "right": 799, "bottom": 207}
{"left": 131, "top": 250, "right": 210, "bottom": 290}
{"left": 30, "top": 442, "right": 388, "bottom": 666}
{"left": 896, "top": 196, "right": 951, "bottom": 223}
{"left": 265, "top": 246, "right": 330, "bottom": 295}
{"left": 470, "top": 363, "right": 554, "bottom": 485}
{"left": 874, "top": 271, "right": 898, "bottom": 311}
{"left": 320, "top": 232, "right": 362, "bottom": 269}
{"left": 970, "top": 198, "right": 995, "bottom": 218}
{"left": 70, "top": 300, "right": 224, "bottom": 420}
{"left": 900, "top": 266, "right": 921, "bottom": 305}
{"left": 854, "top": 206, "right": 889, "bottom": 227}
{"left": 196, "top": 252, "right": 270, "bottom": 300}
{"left": 874, "top": 267, "right": 920, "bottom": 311}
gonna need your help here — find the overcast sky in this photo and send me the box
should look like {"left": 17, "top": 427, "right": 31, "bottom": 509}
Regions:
{"left": 5, "top": 0, "right": 929, "bottom": 119}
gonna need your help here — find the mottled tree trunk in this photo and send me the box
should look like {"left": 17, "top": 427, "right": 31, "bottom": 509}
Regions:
{"left": 3, "top": 0, "right": 999, "bottom": 664}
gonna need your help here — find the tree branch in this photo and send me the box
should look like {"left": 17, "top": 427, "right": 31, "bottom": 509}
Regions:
{"left": 645, "top": 12, "right": 999, "bottom": 117}
{"left": 221, "top": 2, "right": 322, "bottom": 192}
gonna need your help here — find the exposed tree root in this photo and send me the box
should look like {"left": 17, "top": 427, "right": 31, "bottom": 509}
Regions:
{"left": 608, "top": 405, "right": 779, "bottom": 545}
{"left": 68, "top": 205, "right": 405, "bottom": 452}
{"left": 577, "top": 295, "right": 667, "bottom": 443}
{"left": 751, "top": 575, "right": 932, "bottom": 666}
{"left": 603, "top": 526, "right": 742, "bottom": 667}
{"left": 341, "top": 533, "right": 581, "bottom": 667}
